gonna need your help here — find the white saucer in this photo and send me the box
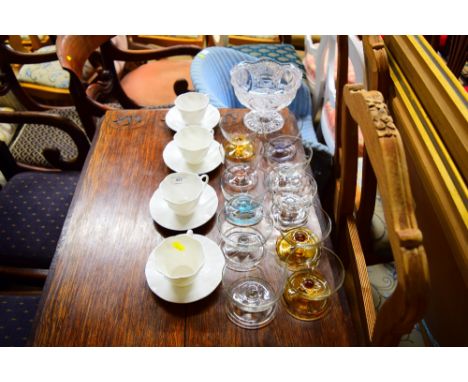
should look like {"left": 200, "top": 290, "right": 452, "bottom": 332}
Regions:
{"left": 145, "top": 234, "right": 225, "bottom": 303}
{"left": 149, "top": 184, "right": 218, "bottom": 231}
{"left": 163, "top": 140, "right": 223, "bottom": 174}
{"left": 165, "top": 104, "right": 220, "bottom": 132}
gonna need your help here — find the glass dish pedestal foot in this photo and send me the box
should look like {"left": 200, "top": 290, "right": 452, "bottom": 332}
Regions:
{"left": 225, "top": 278, "right": 278, "bottom": 329}
{"left": 243, "top": 110, "right": 284, "bottom": 135}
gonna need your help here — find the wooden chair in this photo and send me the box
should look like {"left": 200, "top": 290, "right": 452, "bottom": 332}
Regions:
{"left": 209, "top": 35, "right": 284, "bottom": 46}
{"left": 7, "top": 35, "right": 52, "bottom": 53}
{"left": 231, "top": 35, "right": 284, "bottom": 45}
{"left": 330, "top": 34, "right": 468, "bottom": 346}
{"left": 0, "top": 109, "right": 89, "bottom": 172}
{"left": 55, "top": 35, "right": 202, "bottom": 138}
{"left": 107, "top": 36, "right": 201, "bottom": 107}
{"left": 0, "top": 38, "right": 89, "bottom": 282}
{"left": 130, "top": 35, "right": 206, "bottom": 48}
{"left": 0, "top": 115, "right": 87, "bottom": 282}
{"left": 0, "top": 37, "right": 90, "bottom": 170}
{"left": 218, "top": 35, "right": 307, "bottom": 48}
{"left": 330, "top": 36, "right": 431, "bottom": 345}
{"left": 4, "top": 36, "right": 130, "bottom": 109}
{"left": 209, "top": 35, "right": 307, "bottom": 50}
{"left": 1, "top": 36, "right": 62, "bottom": 111}
{"left": 319, "top": 36, "right": 394, "bottom": 268}
{"left": 5, "top": 35, "right": 74, "bottom": 106}
{"left": 334, "top": 84, "right": 430, "bottom": 345}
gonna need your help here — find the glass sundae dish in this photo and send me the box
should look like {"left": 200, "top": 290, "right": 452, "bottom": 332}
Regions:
{"left": 230, "top": 58, "right": 302, "bottom": 135}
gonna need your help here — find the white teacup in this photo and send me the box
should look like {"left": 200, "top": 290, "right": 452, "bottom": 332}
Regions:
{"left": 175, "top": 92, "right": 210, "bottom": 124}
{"left": 160, "top": 172, "right": 209, "bottom": 216}
{"left": 174, "top": 126, "right": 214, "bottom": 164}
{"left": 153, "top": 231, "right": 205, "bottom": 287}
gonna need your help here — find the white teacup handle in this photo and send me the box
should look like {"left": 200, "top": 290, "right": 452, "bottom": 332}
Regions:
{"left": 199, "top": 174, "right": 209, "bottom": 189}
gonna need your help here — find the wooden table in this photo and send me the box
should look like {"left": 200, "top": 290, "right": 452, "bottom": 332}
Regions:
{"left": 31, "top": 108, "right": 357, "bottom": 346}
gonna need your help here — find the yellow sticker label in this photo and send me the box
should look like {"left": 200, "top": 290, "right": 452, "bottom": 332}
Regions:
{"left": 172, "top": 241, "right": 185, "bottom": 251}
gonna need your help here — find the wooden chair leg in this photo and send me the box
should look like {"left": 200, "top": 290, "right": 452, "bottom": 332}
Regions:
{"left": 0, "top": 266, "right": 48, "bottom": 283}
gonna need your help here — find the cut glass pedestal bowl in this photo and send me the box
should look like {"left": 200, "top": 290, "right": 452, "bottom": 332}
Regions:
{"left": 230, "top": 58, "right": 302, "bottom": 135}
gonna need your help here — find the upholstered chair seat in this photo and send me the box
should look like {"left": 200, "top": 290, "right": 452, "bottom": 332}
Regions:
{"left": 17, "top": 45, "right": 73, "bottom": 89}
{"left": 121, "top": 59, "right": 193, "bottom": 106}
{"left": 14, "top": 44, "right": 95, "bottom": 106}
{"left": 367, "top": 263, "right": 434, "bottom": 346}
{"left": 0, "top": 171, "right": 79, "bottom": 269}
{"left": 0, "top": 294, "right": 40, "bottom": 346}
{"left": 117, "top": 33, "right": 199, "bottom": 106}
{"left": 8, "top": 107, "right": 88, "bottom": 168}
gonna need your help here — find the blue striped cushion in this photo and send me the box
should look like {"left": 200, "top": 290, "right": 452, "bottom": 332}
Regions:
{"left": 191, "top": 47, "right": 248, "bottom": 109}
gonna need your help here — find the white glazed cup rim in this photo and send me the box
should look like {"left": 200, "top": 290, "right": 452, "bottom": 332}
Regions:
{"left": 160, "top": 173, "right": 209, "bottom": 205}
{"left": 175, "top": 92, "right": 210, "bottom": 112}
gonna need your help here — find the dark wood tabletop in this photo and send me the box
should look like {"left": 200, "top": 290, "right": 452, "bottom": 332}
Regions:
{"left": 31, "top": 108, "right": 357, "bottom": 346}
